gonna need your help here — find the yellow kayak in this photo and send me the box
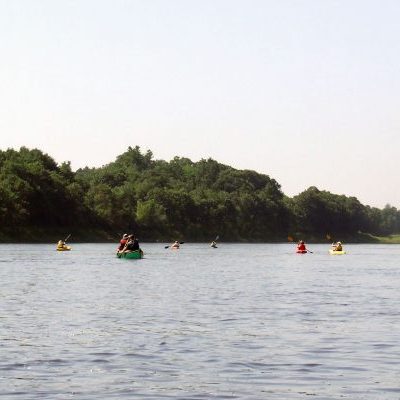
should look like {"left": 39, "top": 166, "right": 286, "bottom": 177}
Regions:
{"left": 57, "top": 246, "right": 71, "bottom": 251}
{"left": 329, "top": 249, "right": 346, "bottom": 255}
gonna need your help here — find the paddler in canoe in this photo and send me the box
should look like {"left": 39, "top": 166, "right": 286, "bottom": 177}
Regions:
{"left": 117, "top": 234, "right": 143, "bottom": 258}
{"left": 117, "top": 233, "right": 129, "bottom": 252}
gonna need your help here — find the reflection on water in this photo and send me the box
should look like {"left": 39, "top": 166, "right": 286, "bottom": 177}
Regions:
{"left": 1, "top": 243, "right": 400, "bottom": 399}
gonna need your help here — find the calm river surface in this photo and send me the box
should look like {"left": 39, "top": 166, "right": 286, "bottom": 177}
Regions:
{"left": 1, "top": 243, "right": 400, "bottom": 399}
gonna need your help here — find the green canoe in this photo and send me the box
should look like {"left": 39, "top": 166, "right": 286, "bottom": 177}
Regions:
{"left": 116, "top": 250, "right": 144, "bottom": 259}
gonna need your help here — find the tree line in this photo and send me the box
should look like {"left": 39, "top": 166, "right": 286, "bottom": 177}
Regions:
{"left": 1, "top": 146, "right": 399, "bottom": 242}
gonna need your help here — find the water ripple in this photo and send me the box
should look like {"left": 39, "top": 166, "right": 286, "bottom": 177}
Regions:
{"left": 1, "top": 243, "right": 400, "bottom": 399}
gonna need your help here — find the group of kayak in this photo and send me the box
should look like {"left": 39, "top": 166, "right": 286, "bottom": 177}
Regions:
{"left": 164, "top": 235, "right": 219, "bottom": 250}
{"left": 115, "top": 235, "right": 220, "bottom": 258}
{"left": 296, "top": 240, "right": 346, "bottom": 255}
{"left": 56, "top": 235, "right": 345, "bottom": 257}
{"left": 165, "top": 240, "right": 218, "bottom": 249}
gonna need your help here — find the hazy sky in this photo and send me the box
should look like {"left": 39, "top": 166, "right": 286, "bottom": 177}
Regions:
{"left": 1, "top": 0, "right": 399, "bottom": 208}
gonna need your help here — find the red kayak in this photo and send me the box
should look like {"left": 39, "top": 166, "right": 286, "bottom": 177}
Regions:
{"left": 296, "top": 249, "right": 307, "bottom": 254}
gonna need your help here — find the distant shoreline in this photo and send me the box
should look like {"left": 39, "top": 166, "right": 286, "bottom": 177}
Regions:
{"left": 2, "top": 147, "right": 400, "bottom": 247}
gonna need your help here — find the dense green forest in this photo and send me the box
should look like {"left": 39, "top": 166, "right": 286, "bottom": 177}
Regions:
{"left": 1, "top": 146, "right": 399, "bottom": 242}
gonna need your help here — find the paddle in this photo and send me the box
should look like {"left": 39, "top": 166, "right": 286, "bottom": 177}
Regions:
{"left": 165, "top": 241, "right": 185, "bottom": 249}
{"left": 63, "top": 234, "right": 71, "bottom": 243}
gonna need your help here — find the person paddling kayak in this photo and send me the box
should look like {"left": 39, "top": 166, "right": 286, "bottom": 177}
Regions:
{"left": 210, "top": 241, "right": 217, "bottom": 248}
{"left": 331, "top": 241, "right": 343, "bottom": 251}
{"left": 57, "top": 240, "right": 66, "bottom": 249}
{"left": 296, "top": 240, "right": 307, "bottom": 253}
{"left": 171, "top": 241, "right": 180, "bottom": 249}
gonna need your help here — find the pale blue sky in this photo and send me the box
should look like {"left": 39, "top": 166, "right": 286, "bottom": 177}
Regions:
{"left": 1, "top": 1, "right": 399, "bottom": 208}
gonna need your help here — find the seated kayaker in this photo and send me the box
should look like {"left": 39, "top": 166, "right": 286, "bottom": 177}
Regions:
{"left": 332, "top": 241, "right": 343, "bottom": 251}
{"left": 210, "top": 241, "right": 217, "bottom": 248}
{"left": 171, "top": 241, "right": 180, "bottom": 249}
{"left": 297, "top": 240, "right": 307, "bottom": 252}
{"left": 57, "top": 240, "right": 67, "bottom": 250}
{"left": 117, "top": 234, "right": 129, "bottom": 252}
{"left": 124, "top": 235, "right": 140, "bottom": 252}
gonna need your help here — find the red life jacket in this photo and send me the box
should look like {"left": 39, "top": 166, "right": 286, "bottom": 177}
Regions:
{"left": 118, "top": 239, "right": 127, "bottom": 251}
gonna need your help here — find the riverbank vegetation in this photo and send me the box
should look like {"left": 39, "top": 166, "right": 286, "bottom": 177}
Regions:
{"left": 1, "top": 146, "right": 400, "bottom": 243}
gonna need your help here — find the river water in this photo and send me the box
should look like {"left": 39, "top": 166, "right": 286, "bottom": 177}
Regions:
{"left": 1, "top": 243, "right": 400, "bottom": 399}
